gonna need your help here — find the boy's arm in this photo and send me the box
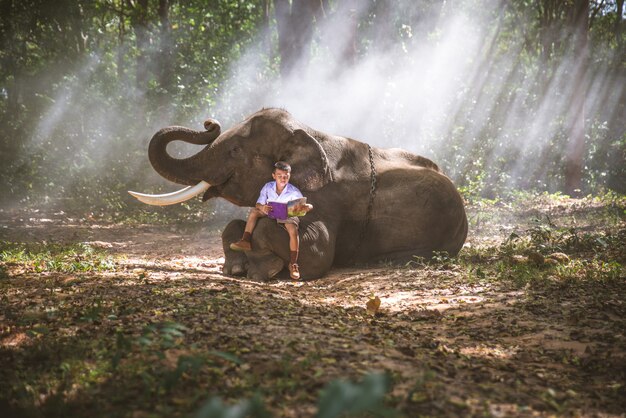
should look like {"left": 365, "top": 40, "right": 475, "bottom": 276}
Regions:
{"left": 256, "top": 184, "right": 272, "bottom": 214}
{"left": 256, "top": 202, "right": 272, "bottom": 215}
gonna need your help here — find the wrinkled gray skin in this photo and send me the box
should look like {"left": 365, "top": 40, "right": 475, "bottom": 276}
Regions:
{"left": 148, "top": 108, "right": 468, "bottom": 280}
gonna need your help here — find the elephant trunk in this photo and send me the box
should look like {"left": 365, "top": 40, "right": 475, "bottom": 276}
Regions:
{"left": 148, "top": 120, "right": 221, "bottom": 186}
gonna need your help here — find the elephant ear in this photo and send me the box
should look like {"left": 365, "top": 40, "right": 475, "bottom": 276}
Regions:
{"left": 279, "top": 129, "right": 333, "bottom": 192}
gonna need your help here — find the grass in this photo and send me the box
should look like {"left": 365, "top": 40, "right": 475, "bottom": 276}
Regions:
{"left": 0, "top": 242, "right": 116, "bottom": 274}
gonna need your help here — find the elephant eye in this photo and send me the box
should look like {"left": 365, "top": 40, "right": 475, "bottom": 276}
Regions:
{"left": 230, "top": 146, "right": 242, "bottom": 157}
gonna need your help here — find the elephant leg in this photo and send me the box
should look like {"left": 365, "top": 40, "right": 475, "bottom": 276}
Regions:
{"left": 250, "top": 217, "right": 336, "bottom": 280}
{"left": 221, "top": 220, "right": 249, "bottom": 276}
{"left": 222, "top": 219, "right": 285, "bottom": 281}
{"left": 297, "top": 219, "right": 336, "bottom": 279}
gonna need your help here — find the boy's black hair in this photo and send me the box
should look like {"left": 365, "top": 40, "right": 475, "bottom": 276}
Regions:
{"left": 273, "top": 161, "right": 291, "bottom": 172}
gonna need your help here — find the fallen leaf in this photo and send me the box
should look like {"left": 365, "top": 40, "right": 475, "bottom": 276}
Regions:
{"left": 511, "top": 255, "right": 529, "bottom": 264}
{"left": 366, "top": 296, "right": 381, "bottom": 315}
{"left": 547, "top": 252, "right": 570, "bottom": 264}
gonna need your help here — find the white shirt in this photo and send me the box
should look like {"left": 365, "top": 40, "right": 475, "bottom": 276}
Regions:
{"left": 256, "top": 181, "right": 303, "bottom": 204}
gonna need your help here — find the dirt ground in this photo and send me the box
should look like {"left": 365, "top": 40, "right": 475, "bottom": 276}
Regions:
{"left": 0, "top": 197, "right": 625, "bottom": 417}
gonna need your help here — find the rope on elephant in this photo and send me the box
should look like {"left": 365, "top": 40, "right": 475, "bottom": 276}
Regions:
{"left": 350, "top": 144, "right": 377, "bottom": 263}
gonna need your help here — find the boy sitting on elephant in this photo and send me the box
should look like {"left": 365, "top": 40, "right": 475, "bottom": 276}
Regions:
{"left": 230, "top": 161, "right": 313, "bottom": 280}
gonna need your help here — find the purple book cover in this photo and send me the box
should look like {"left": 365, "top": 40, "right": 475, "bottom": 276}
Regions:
{"left": 267, "top": 202, "right": 288, "bottom": 220}
{"left": 267, "top": 198, "right": 307, "bottom": 220}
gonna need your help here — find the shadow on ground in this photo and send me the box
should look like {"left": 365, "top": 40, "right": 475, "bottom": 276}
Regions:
{"left": 0, "top": 198, "right": 624, "bottom": 417}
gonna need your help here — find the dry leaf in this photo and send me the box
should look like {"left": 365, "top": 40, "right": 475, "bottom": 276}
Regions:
{"left": 548, "top": 252, "right": 570, "bottom": 263}
{"left": 511, "top": 255, "right": 529, "bottom": 264}
{"left": 164, "top": 348, "right": 192, "bottom": 369}
{"left": 366, "top": 296, "right": 381, "bottom": 315}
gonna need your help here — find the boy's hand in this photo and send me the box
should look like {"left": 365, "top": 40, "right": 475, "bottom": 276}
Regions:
{"left": 260, "top": 204, "right": 272, "bottom": 215}
{"left": 304, "top": 203, "right": 313, "bottom": 212}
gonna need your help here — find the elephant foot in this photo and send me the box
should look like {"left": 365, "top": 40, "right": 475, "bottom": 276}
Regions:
{"left": 246, "top": 254, "right": 285, "bottom": 282}
{"left": 223, "top": 251, "right": 248, "bottom": 276}
{"left": 224, "top": 259, "right": 248, "bottom": 276}
{"left": 222, "top": 219, "right": 249, "bottom": 276}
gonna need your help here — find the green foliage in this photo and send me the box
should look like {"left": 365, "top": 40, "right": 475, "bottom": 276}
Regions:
{"left": 191, "top": 373, "right": 393, "bottom": 418}
{"left": 111, "top": 320, "right": 394, "bottom": 417}
{"left": 414, "top": 191, "right": 626, "bottom": 289}
{"left": 0, "top": 241, "right": 115, "bottom": 273}
{"left": 194, "top": 395, "right": 270, "bottom": 418}
{"left": 137, "top": 321, "right": 190, "bottom": 350}
{"left": 316, "top": 373, "right": 395, "bottom": 418}
{"left": 0, "top": 0, "right": 268, "bottom": 210}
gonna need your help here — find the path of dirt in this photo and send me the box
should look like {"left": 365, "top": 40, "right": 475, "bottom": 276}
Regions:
{"left": 1, "top": 202, "right": 625, "bottom": 417}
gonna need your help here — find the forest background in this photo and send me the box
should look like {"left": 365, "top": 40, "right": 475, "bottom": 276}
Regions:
{"left": 1, "top": 1, "right": 626, "bottom": 417}
{"left": 0, "top": 0, "right": 624, "bottom": 218}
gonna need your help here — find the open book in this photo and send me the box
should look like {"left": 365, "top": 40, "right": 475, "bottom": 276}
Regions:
{"left": 267, "top": 197, "right": 308, "bottom": 220}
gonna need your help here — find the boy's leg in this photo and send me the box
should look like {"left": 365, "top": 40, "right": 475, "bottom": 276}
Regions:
{"left": 284, "top": 222, "right": 300, "bottom": 279}
{"left": 284, "top": 223, "right": 299, "bottom": 258}
{"left": 244, "top": 208, "right": 265, "bottom": 234}
{"left": 230, "top": 208, "right": 265, "bottom": 252}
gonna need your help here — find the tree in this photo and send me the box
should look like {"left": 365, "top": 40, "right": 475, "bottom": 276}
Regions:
{"left": 157, "top": 0, "right": 174, "bottom": 93}
{"left": 322, "top": 0, "right": 359, "bottom": 67}
{"left": 274, "top": 0, "right": 323, "bottom": 78}
{"left": 127, "top": 0, "right": 151, "bottom": 92}
{"left": 564, "top": 0, "right": 590, "bottom": 195}
{"left": 0, "top": 0, "right": 19, "bottom": 119}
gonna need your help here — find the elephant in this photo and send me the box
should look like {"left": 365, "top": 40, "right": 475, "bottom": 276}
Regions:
{"left": 129, "top": 108, "right": 468, "bottom": 281}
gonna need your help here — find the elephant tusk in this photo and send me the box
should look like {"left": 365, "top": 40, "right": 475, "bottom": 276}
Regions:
{"left": 128, "top": 181, "right": 211, "bottom": 206}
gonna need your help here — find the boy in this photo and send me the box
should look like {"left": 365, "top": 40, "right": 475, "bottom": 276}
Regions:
{"left": 230, "top": 161, "right": 313, "bottom": 280}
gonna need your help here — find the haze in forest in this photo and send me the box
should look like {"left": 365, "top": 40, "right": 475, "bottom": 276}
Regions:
{"left": 207, "top": 1, "right": 623, "bottom": 195}
{"left": 1, "top": 0, "right": 624, "bottom": 211}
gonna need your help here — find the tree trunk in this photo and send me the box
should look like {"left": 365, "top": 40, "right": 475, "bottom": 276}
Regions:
{"left": 368, "top": 0, "right": 394, "bottom": 52}
{"left": 328, "top": 0, "right": 358, "bottom": 67}
{"left": 157, "top": 0, "right": 174, "bottom": 93}
{"left": 263, "top": 0, "right": 274, "bottom": 67}
{"left": 0, "top": 0, "right": 15, "bottom": 117}
{"left": 617, "top": 0, "right": 624, "bottom": 52}
{"left": 117, "top": 0, "right": 126, "bottom": 80}
{"left": 71, "top": 2, "right": 87, "bottom": 56}
{"left": 128, "top": 0, "right": 150, "bottom": 92}
{"left": 274, "top": 0, "right": 322, "bottom": 79}
{"left": 564, "top": 0, "right": 589, "bottom": 196}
